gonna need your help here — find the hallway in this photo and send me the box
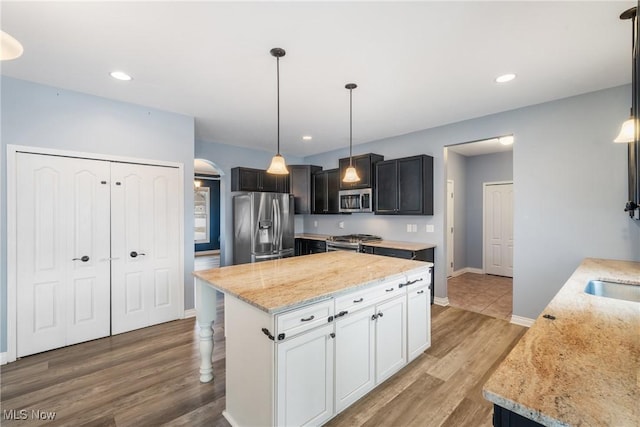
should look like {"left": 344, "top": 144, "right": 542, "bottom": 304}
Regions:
{"left": 447, "top": 273, "right": 512, "bottom": 321}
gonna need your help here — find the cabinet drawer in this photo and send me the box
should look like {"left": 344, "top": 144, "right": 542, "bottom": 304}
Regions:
{"left": 335, "top": 277, "right": 405, "bottom": 315}
{"left": 276, "top": 299, "right": 334, "bottom": 339}
{"left": 401, "top": 269, "right": 431, "bottom": 289}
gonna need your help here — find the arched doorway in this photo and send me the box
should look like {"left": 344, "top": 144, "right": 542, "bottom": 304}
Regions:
{"left": 194, "top": 158, "right": 222, "bottom": 270}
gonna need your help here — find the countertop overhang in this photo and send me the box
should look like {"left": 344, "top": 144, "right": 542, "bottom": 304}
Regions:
{"left": 483, "top": 258, "right": 640, "bottom": 427}
{"left": 194, "top": 251, "right": 432, "bottom": 314}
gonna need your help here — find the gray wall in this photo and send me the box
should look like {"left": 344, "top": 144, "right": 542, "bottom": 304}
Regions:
{"left": 302, "top": 84, "right": 640, "bottom": 319}
{"left": 466, "top": 151, "right": 513, "bottom": 269}
{"left": 446, "top": 150, "right": 467, "bottom": 271}
{"left": 1, "top": 77, "right": 195, "bottom": 352}
{"left": 195, "top": 140, "right": 304, "bottom": 267}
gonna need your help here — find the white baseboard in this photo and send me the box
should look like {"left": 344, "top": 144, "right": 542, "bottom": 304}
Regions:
{"left": 1, "top": 352, "right": 7, "bottom": 365}
{"left": 184, "top": 309, "right": 196, "bottom": 319}
{"left": 450, "top": 267, "right": 484, "bottom": 277}
{"left": 510, "top": 315, "right": 534, "bottom": 328}
{"left": 433, "top": 297, "right": 449, "bottom": 306}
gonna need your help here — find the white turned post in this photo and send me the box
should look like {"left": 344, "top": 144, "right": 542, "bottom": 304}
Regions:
{"left": 195, "top": 278, "right": 218, "bottom": 383}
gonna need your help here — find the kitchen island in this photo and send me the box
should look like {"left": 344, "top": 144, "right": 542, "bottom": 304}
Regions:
{"left": 194, "top": 251, "right": 433, "bottom": 427}
{"left": 483, "top": 258, "right": 640, "bottom": 427}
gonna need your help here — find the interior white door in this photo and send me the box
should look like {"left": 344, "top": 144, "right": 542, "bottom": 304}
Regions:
{"left": 446, "top": 180, "right": 455, "bottom": 277}
{"left": 111, "top": 162, "right": 181, "bottom": 334}
{"left": 484, "top": 183, "right": 514, "bottom": 277}
{"left": 16, "top": 153, "right": 111, "bottom": 357}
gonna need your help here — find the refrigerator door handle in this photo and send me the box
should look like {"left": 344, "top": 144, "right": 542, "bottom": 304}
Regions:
{"left": 275, "top": 198, "right": 281, "bottom": 250}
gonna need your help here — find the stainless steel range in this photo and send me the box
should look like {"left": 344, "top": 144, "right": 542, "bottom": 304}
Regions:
{"left": 326, "top": 234, "right": 382, "bottom": 252}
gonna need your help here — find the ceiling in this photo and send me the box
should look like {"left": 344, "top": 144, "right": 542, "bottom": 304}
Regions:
{"left": 1, "top": 1, "right": 634, "bottom": 158}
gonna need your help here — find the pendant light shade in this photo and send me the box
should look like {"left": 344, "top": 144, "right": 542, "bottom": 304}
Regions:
{"left": 343, "top": 83, "right": 361, "bottom": 183}
{"left": 267, "top": 47, "right": 289, "bottom": 175}
{"left": 615, "top": 7, "right": 637, "bottom": 143}
{"left": 1, "top": 30, "right": 24, "bottom": 61}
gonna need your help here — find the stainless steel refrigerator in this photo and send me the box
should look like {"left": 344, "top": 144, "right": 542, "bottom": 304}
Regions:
{"left": 233, "top": 192, "right": 295, "bottom": 264}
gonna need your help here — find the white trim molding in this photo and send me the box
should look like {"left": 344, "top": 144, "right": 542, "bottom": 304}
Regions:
{"left": 184, "top": 309, "right": 197, "bottom": 319}
{"left": 450, "top": 267, "right": 484, "bottom": 277}
{"left": 434, "top": 297, "right": 450, "bottom": 306}
{"left": 510, "top": 315, "right": 534, "bottom": 328}
{"left": 1, "top": 352, "right": 7, "bottom": 365}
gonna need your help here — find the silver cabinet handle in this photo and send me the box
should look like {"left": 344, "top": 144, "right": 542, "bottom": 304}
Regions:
{"left": 72, "top": 256, "right": 90, "bottom": 262}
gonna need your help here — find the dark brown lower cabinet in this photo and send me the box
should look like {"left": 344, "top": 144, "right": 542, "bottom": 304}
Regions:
{"left": 492, "top": 405, "right": 544, "bottom": 427}
{"left": 294, "top": 238, "right": 326, "bottom": 256}
{"left": 361, "top": 245, "right": 435, "bottom": 304}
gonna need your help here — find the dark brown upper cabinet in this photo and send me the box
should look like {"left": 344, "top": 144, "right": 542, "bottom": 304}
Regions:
{"left": 375, "top": 155, "right": 433, "bottom": 215}
{"left": 313, "top": 169, "right": 341, "bottom": 214}
{"left": 231, "top": 167, "right": 289, "bottom": 193}
{"left": 338, "top": 153, "right": 384, "bottom": 190}
{"left": 289, "top": 164, "right": 322, "bottom": 214}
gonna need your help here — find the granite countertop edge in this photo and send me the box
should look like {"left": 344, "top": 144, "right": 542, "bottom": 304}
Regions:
{"left": 482, "top": 257, "right": 640, "bottom": 427}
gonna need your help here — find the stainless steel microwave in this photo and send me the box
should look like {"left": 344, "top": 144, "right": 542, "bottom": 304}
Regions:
{"left": 339, "top": 188, "right": 373, "bottom": 213}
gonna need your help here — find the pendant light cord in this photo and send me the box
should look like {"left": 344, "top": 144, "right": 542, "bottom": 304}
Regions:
{"left": 349, "top": 87, "right": 353, "bottom": 166}
{"left": 276, "top": 56, "right": 281, "bottom": 155}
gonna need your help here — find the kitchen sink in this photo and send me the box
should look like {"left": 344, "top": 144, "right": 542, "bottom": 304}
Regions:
{"left": 584, "top": 279, "right": 640, "bottom": 303}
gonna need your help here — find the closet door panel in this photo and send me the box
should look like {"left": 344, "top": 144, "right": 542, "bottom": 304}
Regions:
{"left": 16, "top": 153, "right": 110, "bottom": 357}
{"left": 111, "top": 163, "right": 180, "bottom": 334}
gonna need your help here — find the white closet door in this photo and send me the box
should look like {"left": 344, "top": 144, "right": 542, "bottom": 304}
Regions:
{"left": 485, "top": 183, "right": 514, "bottom": 277}
{"left": 16, "top": 153, "right": 111, "bottom": 357}
{"left": 111, "top": 162, "right": 181, "bottom": 334}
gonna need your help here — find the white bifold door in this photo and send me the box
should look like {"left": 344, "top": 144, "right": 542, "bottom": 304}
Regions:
{"left": 110, "top": 162, "right": 180, "bottom": 334}
{"left": 16, "top": 153, "right": 181, "bottom": 357}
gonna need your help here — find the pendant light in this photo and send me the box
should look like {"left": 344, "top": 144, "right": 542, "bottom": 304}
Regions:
{"left": 266, "top": 47, "right": 289, "bottom": 175}
{"left": 343, "top": 83, "right": 361, "bottom": 183}
{"left": 0, "top": 30, "right": 24, "bottom": 61}
{"left": 614, "top": 7, "right": 637, "bottom": 143}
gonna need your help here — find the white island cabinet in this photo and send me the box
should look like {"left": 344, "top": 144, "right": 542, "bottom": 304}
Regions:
{"left": 194, "top": 251, "right": 432, "bottom": 427}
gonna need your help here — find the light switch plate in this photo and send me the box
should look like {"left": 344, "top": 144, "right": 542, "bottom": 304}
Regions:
{"left": 339, "top": 221, "right": 345, "bottom": 229}
{"left": 426, "top": 224, "right": 435, "bottom": 233}
{"left": 313, "top": 221, "right": 318, "bottom": 228}
{"left": 406, "top": 224, "right": 411, "bottom": 232}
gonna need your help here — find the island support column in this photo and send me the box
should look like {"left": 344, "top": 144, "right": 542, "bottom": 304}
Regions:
{"left": 195, "top": 277, "right": 218, "bottom": 383}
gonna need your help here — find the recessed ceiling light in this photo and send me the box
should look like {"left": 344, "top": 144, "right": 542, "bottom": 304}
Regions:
{"left": 499, "top": 135, "right": 514, "bottom": 145}
{"left": 302, "top": 135, "right": 312, "bottom": 141}
{"left": 495, "top": 73, "right": 516, "bottom": 83}
{"left": 110, "top": 71, "right": 132, "bottom": 81}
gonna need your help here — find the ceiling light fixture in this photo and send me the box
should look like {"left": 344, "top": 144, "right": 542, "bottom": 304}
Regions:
{"left": 266, "top": 48, "right": 289, "bottom": 175}
{"left": 1, "top": 30, "right": 24, "bottom": 61}
{"left": 495, "top": 73, "right": 516, "bottom": 84}
{"left": 614, "top": 7, "right": 637, "bottom": 144}
{"left": 110, "top": 71, "right": 132, "bottom": 81}
{"left": 499, "top": 135, "right": 515, "bottom": 146}
{"left": 343, "top": 83, "right": 361, "bottom": 183}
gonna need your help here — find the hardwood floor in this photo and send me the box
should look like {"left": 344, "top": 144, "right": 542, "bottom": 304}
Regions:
{"left": 447, "top": 273, "right": 513, "bottom": 321}
{"left": 1, "top": 299, "right": 526, "bottom": 427}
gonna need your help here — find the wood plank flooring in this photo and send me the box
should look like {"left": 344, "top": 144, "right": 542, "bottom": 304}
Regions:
{"left": 1, "top": 298, "right": 526, "bottom": 427}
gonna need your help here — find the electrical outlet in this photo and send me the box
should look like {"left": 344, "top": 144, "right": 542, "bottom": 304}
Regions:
{"left": 406, "top": 224, "right": 412, "bottom": 232}
{"left": 411, "top": 224, "right": 418, "bottom": 232}
{"left": 339, "top": 221, "right": 345, "bottom": 229}
{"left": 426, "top": 224, "right": 435, "bottom": 233}
{"left": 313, "top": 221, "right": 318, "bottom": 228}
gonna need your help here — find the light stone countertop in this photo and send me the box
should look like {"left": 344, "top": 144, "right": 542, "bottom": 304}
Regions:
{"left": 194, "top": 251, "right": 432, "bottom": 314}
{"left": 294, "top": 233, "right": 331, "bottom": 241}
{"left": 362, "top": 240, "right": 436, "bottom": 251}
{"left": 483, "top": 258, "right": 640, "bottom": 427}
